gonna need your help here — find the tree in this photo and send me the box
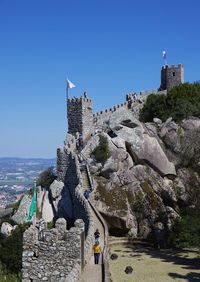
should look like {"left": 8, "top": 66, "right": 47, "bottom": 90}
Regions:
{"left": 92, "top": 135, "right": 110, "bottom": 163}
{"left": 140, "top": 93, "right": 169, "bottom": 122}
{"left": 140, "top": 83, "right": 200, "bottom": 123}
{"left": 0, "top": 224, "right": 29, "bottom": 275}
{"left": 37, "top": 167, "right": 56, "bottom": 189}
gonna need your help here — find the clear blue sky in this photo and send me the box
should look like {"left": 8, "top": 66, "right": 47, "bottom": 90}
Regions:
{"left": 0, "top": 0, "right": 199, "bottom": 158}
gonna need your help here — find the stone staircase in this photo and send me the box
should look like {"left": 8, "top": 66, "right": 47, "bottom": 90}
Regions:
{"left": 81, "top": 165, "right": 90, "bottom": 192}
{"left": 80, "top": 164, "right": 104, "bottom": 282}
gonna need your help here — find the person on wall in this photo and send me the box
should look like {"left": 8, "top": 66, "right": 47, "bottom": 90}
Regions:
{"left": 94, "top": 228, "right": 100, "bottom": 242}
{"left": 93, "top": 240, "right": 102, "bottom": 264}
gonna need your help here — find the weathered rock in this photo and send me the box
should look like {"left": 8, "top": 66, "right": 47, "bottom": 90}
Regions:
{"left": 0, "top": 222, "right": 16, "bottom": 236}
{"left": 111, "top": 136, "right": 127, "bottom": 150}
{"left": 109, "top": 108, "right": 176, "bottom": 176}
{"left": 175, "top": 168, "right": 200, "bottom": 205}
{"left": 165, "top": 206, "right": 180, "bottom": 230}
{"left": 110, "top": 253, "right": 118, "bottom": 260}
{"left": 50, "top": 180, "right": 65, "bottom": 199}
{"left": 12, "top": 194, "right": 32, "bottom": 224}
{"left": 159, "top": 117, "right": 173, "bottom": 138}
{"left": 125, "top": 266, "right": 133, "bottom": 274}
{"left": 181, "top": 117, "right": 200, "bottom": 130}
{"left": 153, "top": 117, "right": 162, "bottom": 125}
{"left": 42, "top": 191, "right": 54, "bottom": 223}
{"left": 159, "top": 120, "right": 182, "bottom": 153}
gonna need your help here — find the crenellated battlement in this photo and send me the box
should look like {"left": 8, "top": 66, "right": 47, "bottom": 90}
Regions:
{"left": 68, "top": 97, "right": 92, "bottom": 103}
{"left": 92, "top": 90, "right": 150, "bottom": 130}
{"left": 162, "top": 63, "right": 183, "bottom": 70}
{"left": 22, "top": 218, "right": 85, "bottom": 282}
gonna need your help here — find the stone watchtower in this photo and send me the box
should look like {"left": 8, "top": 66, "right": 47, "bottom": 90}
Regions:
{"left": 67, "top": 92, "right": 93, "bottom": 141}
{"left": 160, "top": 64, "right": 184, "bottom": 91}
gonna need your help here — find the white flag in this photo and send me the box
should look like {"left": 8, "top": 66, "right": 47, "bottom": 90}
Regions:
{"left": 162, "top": 50, "right": 167, "bottom": 59}
{"left": 67, "top": 79, "right": 76, "bottom": 89}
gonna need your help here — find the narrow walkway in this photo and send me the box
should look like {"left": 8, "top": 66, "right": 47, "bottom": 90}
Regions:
{"left": 80, "top": 166, "right": 104, "bottom": 282}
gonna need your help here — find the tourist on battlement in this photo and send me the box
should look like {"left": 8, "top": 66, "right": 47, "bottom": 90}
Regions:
{"left": 84, "top": 189, "right": 90, "bottom": 200}
{"left": 94, "top": 228, "right": 100, "bottom": 242}
{"left": 93, "top": 241, "right": 102, "bottom": 264}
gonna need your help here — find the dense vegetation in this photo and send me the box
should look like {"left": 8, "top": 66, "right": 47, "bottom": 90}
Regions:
{"left": 36, "top": 166, "right": 56, "bottom": 189}
{"left": 169, "top": 209, "right": 200, "bottom": 248}
{"left": 140, "top": 82, "right": 200, "bottom": 122}
{"left": 92, "top": 135, "right": 110, "bottom": 163}
{"left": 0, "top": 223, "right": 29, "bottom": 281}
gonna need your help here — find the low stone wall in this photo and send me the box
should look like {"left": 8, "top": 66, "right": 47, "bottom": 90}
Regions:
{"left": 22, "top": 218, "right": 85, "bottom": 282}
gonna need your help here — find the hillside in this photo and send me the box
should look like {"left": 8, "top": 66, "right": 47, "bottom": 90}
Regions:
{"left": 82, "top": 107, "right": 200, "bottom": 245}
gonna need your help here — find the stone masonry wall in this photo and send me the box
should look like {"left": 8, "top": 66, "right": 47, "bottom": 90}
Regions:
{"left": 160, "top": 64, "right": 184, "bottom": 91}
{"left": 22, "top": 218, "right": 84, "bottom": 282}
{"left": 93, "top": 92, "right": 147, "bottom": 131}
{"left": 57, "top": 134, "right": 94, "bottom": 263}
{"left": 67, "top": 95, "right": 94, "bottom": 142}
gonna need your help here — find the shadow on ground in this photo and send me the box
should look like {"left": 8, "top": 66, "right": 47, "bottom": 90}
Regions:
{"left": 124, "top": 244, "right": 200, "bottom": 282}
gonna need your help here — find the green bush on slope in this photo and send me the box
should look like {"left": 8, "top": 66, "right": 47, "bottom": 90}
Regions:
{"left": 140, "top": 82, "right": 200, "bottom": 123}
{"left": 92, "top": 135, "right": 110, "bottom": 163}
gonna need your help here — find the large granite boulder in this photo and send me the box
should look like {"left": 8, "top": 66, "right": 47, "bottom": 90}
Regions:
{"left": 42, "top": 191, "right": 54, "bottom": 223}
{"left": 0, "top": 222, "right": 17, "bottom": 237}
{"left": 49, "top": 180, "right": 73, "bottom": 219}
{"left": 92, "top": 163, "right": 178, "bottom": 238}
{"left": 108, "top": 108, "right": 176, "bottom": 176}
{"left": 158, "top": 119, "right": 183, "bottom": 154}
{"left": 12, "top": 194, "right": 32, "bottom": 224}
{"left": 181, "top": 117, "right": 200, "bottom": 130}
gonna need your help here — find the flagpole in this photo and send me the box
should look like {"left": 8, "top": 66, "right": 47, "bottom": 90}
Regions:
{"left": 66, "top": 84, "right": 69, "bottom": 101}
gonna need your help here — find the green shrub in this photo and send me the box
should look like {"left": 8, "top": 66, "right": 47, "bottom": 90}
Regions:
{"left": 47, "top": 221, "right": 54, "bottom": 229}
{"left": 140, "top": 82, "right": 200, "bottom": 123}
{"left": 37, "top": 167, "right": 56, "bottom": 189}
{"left": 0, "top": 223, "right": 29, "bottom": 275}
{"left": 0, "top": 263, "right": 21, "bottom": 282}
{"left": 169, "top": 209, "right": 200, "bottom": 248}
{"left": 92, "top": 135, "right": 110, "bottom": 163}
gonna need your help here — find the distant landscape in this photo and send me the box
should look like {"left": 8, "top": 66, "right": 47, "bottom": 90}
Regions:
{"left": 0, "top": 158, "right": 56, "bottom": 208}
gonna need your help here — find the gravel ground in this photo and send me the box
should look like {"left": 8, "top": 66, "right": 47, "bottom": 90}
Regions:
{"left": 109, "top": 244, "right": 200, "bottom": 282}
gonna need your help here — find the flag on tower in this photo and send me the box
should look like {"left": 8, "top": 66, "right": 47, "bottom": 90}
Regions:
{"left": 67, "top": 79, "right": 76, "bottom": 89}
{"left": 27, "top": 181, "right": 37, "bottom": 222}
{"left": 162, "top": 50, "right": 167, "bottom": 60}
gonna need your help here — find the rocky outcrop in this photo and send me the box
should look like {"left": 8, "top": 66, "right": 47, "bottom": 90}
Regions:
{"left": 49, "top": 180, "right": 74, "bottom": 219}
{"left": 12, "top": 194, "right": 32, "bottom": 224}
{"left": 0, "top": 222, "right": 17, "bottom": 236}
{"left": 88, "top": 113, "right": 200, "bottom": 238}
{"left": 42, "top": 191, "right": 54, "bottom": 223}
{"left": 108, "top": 108, "right": 176, "bottom": 176}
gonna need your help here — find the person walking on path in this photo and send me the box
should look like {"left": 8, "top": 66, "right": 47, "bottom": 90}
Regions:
{"left": 94, "top": 228, "right": 100, "bottom": 242}
{"left": 93, "top": 241, "right": 102, "bottom": 264}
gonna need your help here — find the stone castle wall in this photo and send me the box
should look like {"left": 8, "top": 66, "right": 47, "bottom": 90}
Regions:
{"left": 22, "top": 133, "right": 95, "bottom": 281}
{"left": 93, "top": 91, "right": 148, "bottom": 130}
{"left": 160, "top": 64, "right": 184, "bottom": 91}
{"left": 56, "top": 135, "right": 94, "bottom": 262}
{"left": 22, "top": 218, "right": 84, "bottom": 282}
{"left": 67, "top": 95, "right": 94, "bottom": 142}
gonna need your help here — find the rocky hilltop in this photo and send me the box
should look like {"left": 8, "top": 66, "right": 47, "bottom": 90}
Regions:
{"left": 82, "top": 108, "right": 200, "bottom": 238}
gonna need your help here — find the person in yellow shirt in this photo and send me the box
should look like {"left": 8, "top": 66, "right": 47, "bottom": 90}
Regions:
{"left": 93, "top": 241, "right": 102, "bottom": 264}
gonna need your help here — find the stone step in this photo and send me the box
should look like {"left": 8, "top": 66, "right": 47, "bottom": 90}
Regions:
{"left": 81, "top": 265, "right": 102, "bottom": 282}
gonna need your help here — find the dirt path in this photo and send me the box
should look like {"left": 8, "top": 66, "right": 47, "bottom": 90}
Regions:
{"left": 109, "top": 242, "right": 200, "bottom": 282}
